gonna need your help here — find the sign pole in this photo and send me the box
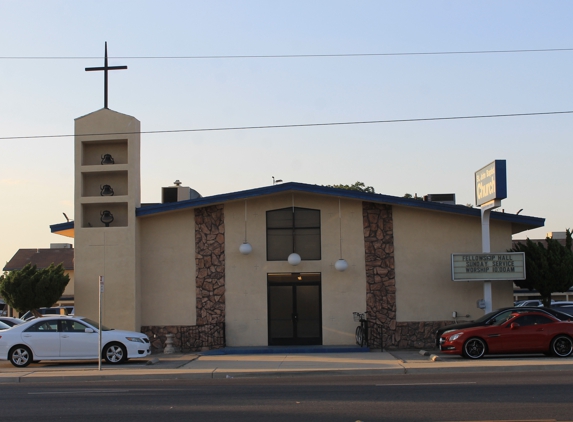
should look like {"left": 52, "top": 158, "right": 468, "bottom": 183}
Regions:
{"left": 98, "top": 276, "right": 104, "bottom": 371}
{"left": 481, "top": 201, "right": 500, "bottom": 313}
{"left": 474, "top": 160, "right": 507, "bottom": 315}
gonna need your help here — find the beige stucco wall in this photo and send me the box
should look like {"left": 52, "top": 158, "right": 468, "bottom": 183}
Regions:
{"left": 74, "top": 229, "right": 140, "bottom": 327}
{"left": 393, "top": 206, "right": 514, "bottom": 322}
{"left": 139, "top": 210, "right": 196, "bottom": 326}
{"left": 224, "top": 193, "right": 367, "bottom": 347}
{"left": 74, "top": 109, "right": 141, "bottom": 331}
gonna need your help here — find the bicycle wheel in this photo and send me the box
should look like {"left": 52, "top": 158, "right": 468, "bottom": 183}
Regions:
{"left": 355, "top": 326, "right": 365, "bottom": 347}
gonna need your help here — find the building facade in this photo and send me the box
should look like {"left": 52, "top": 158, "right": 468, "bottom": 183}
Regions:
{"left": 51, "top": 108, "right": 545, "bottom": 352}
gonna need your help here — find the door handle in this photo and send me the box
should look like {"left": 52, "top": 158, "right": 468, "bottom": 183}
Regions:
{"left": 61, "top": 335, "right": 69, "bottom": 338}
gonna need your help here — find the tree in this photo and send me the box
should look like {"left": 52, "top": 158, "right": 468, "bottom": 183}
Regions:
{"left": 403, "top": 193, "right": 423, "bottom": 200}
{"left": 0, "top": 263, "right": 70, "bottom": 317}
{"left": 326, "top": 181, "right": 375, "bottom": 193}
{"left": 510, "top": 229, "right": 573, "bottom": 306}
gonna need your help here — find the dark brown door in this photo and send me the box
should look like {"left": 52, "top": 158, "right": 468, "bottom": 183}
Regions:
{"left": 267, "top": 273, "right": 322, "bottom": 346}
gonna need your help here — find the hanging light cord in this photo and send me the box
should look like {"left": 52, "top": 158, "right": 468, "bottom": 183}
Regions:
{"left": 339, "top": 199, "right": 343, "bottom": 259}
{"left": 244, "top": 200, "right": 248, "bottom": 243}
{"left": 292, "top": 194, "right": 296, "bottom": 254}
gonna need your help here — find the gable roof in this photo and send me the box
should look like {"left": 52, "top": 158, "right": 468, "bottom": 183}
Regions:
{"left": 50, "top": 182, "right": 544, "bottom": 236}
{"left": 3, "top": 248, "right": 74, "bottom": 272}
{"left": 137, "top": 182, "right": 543, "bottom": 233}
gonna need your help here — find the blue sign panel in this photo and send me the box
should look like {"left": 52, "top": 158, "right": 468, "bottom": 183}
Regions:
{"left": 474, "top": 160, "right": 507, "bottom": 206}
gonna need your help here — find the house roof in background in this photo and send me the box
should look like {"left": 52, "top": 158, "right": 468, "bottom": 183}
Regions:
{"left": 3, "top": 248, "right": 74, "bottom": 272}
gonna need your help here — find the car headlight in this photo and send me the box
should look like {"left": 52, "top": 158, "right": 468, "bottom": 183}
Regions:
{"left": 126, "top": 337, "right": 145, "bottom": 343}
{"left": 449, "top": 332, "right": 464, "bottom": 341}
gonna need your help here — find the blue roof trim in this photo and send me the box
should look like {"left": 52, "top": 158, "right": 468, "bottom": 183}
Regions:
{"left": 50, "top": 221, "right": 74, "bottom": 233}
{"left": 135, "top": 182, "right": 544, "bottom": 229}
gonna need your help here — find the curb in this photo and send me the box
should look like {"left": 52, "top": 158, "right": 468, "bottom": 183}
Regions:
{"left": 403, "top": 363, "right": 573, "bottom": 375}
{"left": 3, "top": 362, "right": 573, "bottom": 384}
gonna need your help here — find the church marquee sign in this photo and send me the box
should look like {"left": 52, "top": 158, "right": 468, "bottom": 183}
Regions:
{"left": 451, "top": 252, "right": 526, "bottom": 281}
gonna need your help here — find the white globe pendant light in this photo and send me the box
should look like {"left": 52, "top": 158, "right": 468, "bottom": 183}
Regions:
{"left": 288, "top": 252, "right": 301, "bottom": 266}
{"left": 239, "top": 242, "right": 253, "bottom": 255}
{"left": 335, "top": 258, "right": 348, "bottom": 272}
{"left": 335, "top": 199, "right": 349, "bottom": 272}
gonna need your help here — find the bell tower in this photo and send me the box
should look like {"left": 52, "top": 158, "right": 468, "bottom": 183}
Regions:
{"left": 73, "top": 109, "right": 141, "bottom": 331}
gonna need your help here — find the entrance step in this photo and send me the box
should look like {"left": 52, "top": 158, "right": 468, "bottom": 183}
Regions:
{"left": 201, "top": 345, "right": 370, "bottom": 355}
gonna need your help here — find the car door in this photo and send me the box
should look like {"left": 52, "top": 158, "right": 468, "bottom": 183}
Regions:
{"left": 477, "top": 325, "right": 505, "bottom": 354}
{"left": 21, "top": 319, "right": 60, "bottom": 358}
{"left": 59, "top": 319, "right": 99, "bottom": 358}
{"left": 502, "top": 315, "right": 552, "bottom": 353}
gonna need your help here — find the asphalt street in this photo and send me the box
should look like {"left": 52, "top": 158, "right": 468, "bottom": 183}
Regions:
{"left": 1, "top": 371, "right": 572, "bottom": 421}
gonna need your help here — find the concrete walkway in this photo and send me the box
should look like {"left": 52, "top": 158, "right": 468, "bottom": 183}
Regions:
{"left": 1, "top": 349, "right": 572, "bottom": 383}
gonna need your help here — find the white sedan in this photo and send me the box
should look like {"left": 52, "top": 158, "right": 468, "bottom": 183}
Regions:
{"left": 0, "top": 315, "right": 151, "bottom": 367}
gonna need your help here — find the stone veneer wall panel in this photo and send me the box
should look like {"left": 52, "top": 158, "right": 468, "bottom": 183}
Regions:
{"left": 195, "top": 205, "right": 225, "bottom": 326}
{"left": 363, "top": 202, "right": 395, "bottom": 349}
{"left": 142, "top": 323, "right": 225, "bottom": 353}
{"left": 363, "top": 202, "right": 448, "bottom": 349}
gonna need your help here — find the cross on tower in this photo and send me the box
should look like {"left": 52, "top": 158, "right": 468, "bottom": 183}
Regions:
{"left": 85, "top": 42, "right": 127, "bottom": 109}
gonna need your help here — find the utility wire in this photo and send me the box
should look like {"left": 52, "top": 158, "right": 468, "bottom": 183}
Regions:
{"left": 1, "top": 48, "right": 573, "bottom": 60}
{"left": 1, "top": 110, "right": 571, "bottom": 141}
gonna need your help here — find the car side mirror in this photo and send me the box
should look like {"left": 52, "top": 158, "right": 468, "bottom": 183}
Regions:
{"left": 85, "top": 328, "right": 95, "bottom": 333}
{"left": 510, "top": 323, "right": 519, "bottom": 330}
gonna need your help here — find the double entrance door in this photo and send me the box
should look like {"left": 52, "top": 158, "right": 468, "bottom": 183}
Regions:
{"left": 267, "top": 273, "right": 322, "bottom": 346}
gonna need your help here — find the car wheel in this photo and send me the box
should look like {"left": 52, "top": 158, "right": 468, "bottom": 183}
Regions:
{"left": 463, "top": 337, "right": 487, "bottom": 359}
{"left": 551, "top": 335, "right": 573, "bottom": 357}
{"left": 103, "top": 342, "right": 127, "bottom": 364}
{"left": 9, "top": 345, "right": 33, "bottom": 368}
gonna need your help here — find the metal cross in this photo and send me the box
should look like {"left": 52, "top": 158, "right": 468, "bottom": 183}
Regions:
{"left": 85, "top": 42, "right": 127, "bottom": 109}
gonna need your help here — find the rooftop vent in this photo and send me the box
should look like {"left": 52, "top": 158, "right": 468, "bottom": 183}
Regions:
{"left": 162, "top": 180, "right": 202, "bottom": 203}
{"left": 423, "top": 193, "right": 456, "bottom": 205}
{"left": 547, "top": 232, "right": 567, "bottom": 240}
{"left": 50, "top": 243, "right": 73, "bottom": 249}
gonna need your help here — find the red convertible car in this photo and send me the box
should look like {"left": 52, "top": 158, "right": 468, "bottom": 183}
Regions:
{"left": 439, "top": 310, "right": 573, "bottom": 359}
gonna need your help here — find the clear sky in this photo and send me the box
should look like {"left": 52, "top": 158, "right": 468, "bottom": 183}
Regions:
{"left": 1, "top": 1, "right": 572, "bottom": 266}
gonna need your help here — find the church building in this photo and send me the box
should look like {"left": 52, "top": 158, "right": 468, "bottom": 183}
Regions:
{"left": 49, "top": 106, "right": 544, "bottom": 352}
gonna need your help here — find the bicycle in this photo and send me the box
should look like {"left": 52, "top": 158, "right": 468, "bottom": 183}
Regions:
{"left": 353, "top": 312, "right": 368, "bottom": 347}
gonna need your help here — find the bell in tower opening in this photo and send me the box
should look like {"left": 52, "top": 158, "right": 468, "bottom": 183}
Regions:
{"left": 100, "top": 184, "right": 114, "bottom": 196}
{"left": 100, "top": 210, "right": 114, "bottom": 227}
{"left": 101, "top": 153, "right": 114, "bottom": 165}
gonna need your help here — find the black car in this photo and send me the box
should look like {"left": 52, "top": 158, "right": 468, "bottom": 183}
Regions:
{"left": 434, "top": 306, "right": 573, "bottom": 347}
{"left": 551, "top": 303, "right": 573, "bottom": 317}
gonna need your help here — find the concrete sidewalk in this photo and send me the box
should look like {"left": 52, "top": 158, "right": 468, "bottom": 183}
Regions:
{"left": 1, "top": 349, "right": 573, "bottom": 383}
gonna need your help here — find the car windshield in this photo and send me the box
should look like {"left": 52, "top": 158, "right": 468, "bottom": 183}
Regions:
{"left": 492, "top": 313, "right": 517, "bottom": 326}
{"left": 473, "top": 310, "right": 505, "bottom": 323}
{"left": 79, "top": 318, "right": 112, "bottom": 331}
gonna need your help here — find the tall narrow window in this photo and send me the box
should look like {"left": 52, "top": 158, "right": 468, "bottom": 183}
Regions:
{"left": 267, "top": 207, "right": 321, "bottom": 261}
